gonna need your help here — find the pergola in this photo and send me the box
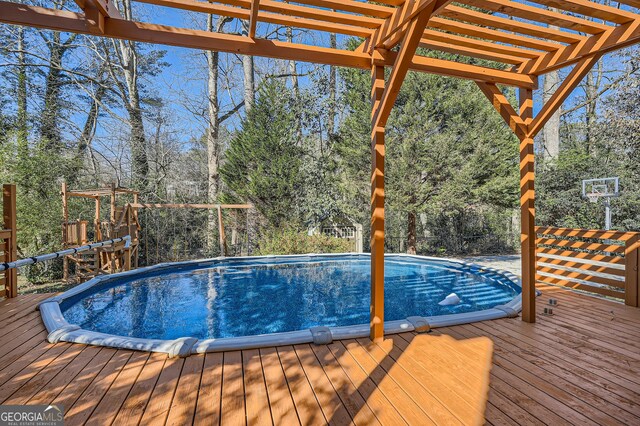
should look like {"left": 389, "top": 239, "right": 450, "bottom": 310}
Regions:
{"left": 3, "top": 0, "right": 640, "bottom": 342}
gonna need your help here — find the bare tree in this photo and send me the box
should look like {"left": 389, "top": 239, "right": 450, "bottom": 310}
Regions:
{"left": 241, "top": 21, "right": 255, "bottom": 113}
{"left": 76, "top": 64, "right": 109, "bottom": 185}
{"left": 205, "top": 15, "right": 233, "bottom": 251}
{"left": 541, "top": 7, "right": 561, "bottom": 160}
{"left": 39, "top": 29, "right": 78, "bottom": 150}
{"left": 15, "top": 26, "right": 27, "bottom": 158}
{"left": 109, "top": 0, "right": 149, "bottom": 190}
{"left": 584, "top": 60, "right": 603, "bottom": 152}
{"left": 328, "top": 32, "right": 337, "bottom": 136}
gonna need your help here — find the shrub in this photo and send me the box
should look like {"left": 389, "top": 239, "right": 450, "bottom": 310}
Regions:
{"left": 255, "top": 228, "right": 353, "bottom": 255}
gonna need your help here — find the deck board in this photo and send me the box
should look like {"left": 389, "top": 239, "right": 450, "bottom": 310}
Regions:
{"left": 242, "top": 348, "right": 272, "bottom": 426}
{"left": 193, "top": 352, "right": 223, "bottom": 425}
{"left": 1, "top": 286, "right": 640, "bottom": 425}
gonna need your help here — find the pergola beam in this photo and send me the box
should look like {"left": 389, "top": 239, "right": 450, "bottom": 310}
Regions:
{"left": 248, "top": 0, "right": 260, "bottom": 38}
{"left": 618, "top": 0, "right": 640, "bottom": 8}
{"left": 407, "top": 54, "right": 536, "bottom": 88}
{"left": 74, "top": 0, "right": 122, "bottom": 33}
{"left": 475, "top": 82, "right": 528, "bottom": 141}
{"left": 463, "top": 0, "right": 610, "bottom": 34}
{"left": 374, "top": 5, "right": 438, "bottom": 129}
{"left": 82, "top": 0, "right": 122, "bottom": 19}
{"left": 420, "top": 30, "right": 542, "bottom": 65}
{"left": 528, "top": 0, "right": 637, "bottom": 25}
{"left": 522, "top": 20, "right": 640, "bottom": 75}
{"left": 364, "top": 0, "right": 449, "bottom": 52}
{"left": 288, "top": 0, "right": 394, "bottom": 18}
{"left": 440, "top": 5, "right": 585, "bottom": 44}
{"left": 176, "top": 0, "right": 383, "bottom": 28}
{"left": 135, "top": 0, "right": 373, "bottom": 37}
{"left": 428, "top": 17, "right": 563, "bottom": 52}
{"left": 528, "top": 55, "right": 603, "bottom": 138}
{"left": 420, "top": 40, "right": 524, "bottom": 65}
{"left": 423, "top": 30, "right": 542, "bottom": 59}
{"left": 0, "top": 1, "right": 537, "bottom": 88}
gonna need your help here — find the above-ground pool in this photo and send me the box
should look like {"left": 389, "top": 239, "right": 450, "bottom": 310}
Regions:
{"left": 39, "top": 254, "right": 521, "bottom": 357}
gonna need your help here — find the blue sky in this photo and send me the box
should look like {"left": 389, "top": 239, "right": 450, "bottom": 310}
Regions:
{"left": 55, "top": 1, "right": 638, "bottom": 151}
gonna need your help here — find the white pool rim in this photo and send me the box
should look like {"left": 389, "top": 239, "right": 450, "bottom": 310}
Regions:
{"left": 38, "top": 253, "right": 524, "bottom": 357}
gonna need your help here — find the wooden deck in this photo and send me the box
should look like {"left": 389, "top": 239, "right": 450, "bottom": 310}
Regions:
{"left": 1, "top": 285, "right": 639, "bottom": 425}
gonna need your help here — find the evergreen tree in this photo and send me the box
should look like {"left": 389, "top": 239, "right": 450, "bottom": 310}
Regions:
{"left": 334, "top": 52, "right": 519, "bottom": 254}
{"left": 537, "top": 48, "right": 640, "bottom": 231}
{"left": 221, "top": 80, "right": 302, "bottom": 228}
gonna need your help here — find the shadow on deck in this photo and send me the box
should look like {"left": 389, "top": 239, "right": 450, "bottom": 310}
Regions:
{"left": 0, "top": 284, "right": 638, "bottom": 425}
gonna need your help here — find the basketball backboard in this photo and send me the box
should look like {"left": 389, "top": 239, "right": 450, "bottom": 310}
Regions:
{"left": 582, "top": 177, "right": 619, "bottom": 203}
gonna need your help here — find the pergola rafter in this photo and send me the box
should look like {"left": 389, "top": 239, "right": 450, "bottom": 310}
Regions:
{"left": 362, "top": 0, "right": 451, "bottom": 53}
{"left": 2, "top": 0, "right": 640, "bottom": 341}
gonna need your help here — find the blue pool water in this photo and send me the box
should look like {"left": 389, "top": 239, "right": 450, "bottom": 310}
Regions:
{"left": 60, "top": 255, "right": 520, "bottom": 340}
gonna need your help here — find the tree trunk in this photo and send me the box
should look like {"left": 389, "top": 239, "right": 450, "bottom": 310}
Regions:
{"left": 117, "top": 0, "right": 149, "bottom": 190}
{"left": 16, "top": 26, "right": 28, "bottom": 159}
{"left": 584, "top": 59, "right": 602, "bottom": 154}
{"left": 542, "top": 70, "right": 561, "bottom": 160}
{"left": 407, "top": 210, "right": 417, "bottom": 255}
{"left": 541, "top": 9, "right": 561, "bottom": 160}
{"left": 205, "top": 15, "right": 231, "bottom": 252}
{"left": 286, "top": 27, "right": 299, "bottom": 95}
{"left": 286, "top": 26, "right": 302, "bottom": 144}
{"left": 77, "top": 74, "right": 106, "bottom": 160}
{"left": 40, "top": 32, "right": 64, "bottom": 150}
{"left": 328, "top": 32, "right": 337, "bottom": 136}
{"left": 241, "top": 21, "right": 255, "bottom": 114}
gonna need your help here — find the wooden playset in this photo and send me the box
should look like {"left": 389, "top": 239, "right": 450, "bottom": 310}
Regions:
{"left": 61, "top": 183, "right": 140, "bottom": 282}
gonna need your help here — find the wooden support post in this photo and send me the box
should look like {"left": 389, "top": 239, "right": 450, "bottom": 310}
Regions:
{"left": 110, "top": 182, "right": 116, "bottom": 225}
{"left": 217, "top": 206, "right": 227, "bottom": 257}
{"left": 132, "top": 193, "right": 139, "bottom": 268}
{"left": 519, "top": 88, "right": 536, "bottom": 323}
{"left": 62, "top": 182, "right": 69, "bottom": 283}
{"left": 370, "top": 64, "right": 386, "bottom": 342}
{"left": 95, "top": 197, "right": 101, "bottom": 241}
{"left": 368, "top": 8, "right": 436, "bottom": 342}
{"left": 124, "top": 245, "right": 132, "bottom": 272}
{"left": 3, "top": 184, "right": 17, "bottom": 298}
{"left": 132, "top": 192, "right": 139, "bottom": 226}
{"left": 625, "top": 234, "right": 639, "bottom": 307}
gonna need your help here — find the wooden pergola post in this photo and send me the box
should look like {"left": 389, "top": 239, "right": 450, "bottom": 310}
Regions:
{"left": 370, "top": 64, "right": 386, "bottom": 342}
{"left": 519, "top": 88, "right": 536, "bottom": 323}
{"left": 368, "top": 5, "right": 438, "bottom": 341}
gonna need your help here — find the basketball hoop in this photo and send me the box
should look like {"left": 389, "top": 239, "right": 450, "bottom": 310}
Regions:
{"left": 586, "top": 193, "right": 599, "bottom": 203}
{"left": 581, "top": 177, "right": 620, "bottom": 230}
